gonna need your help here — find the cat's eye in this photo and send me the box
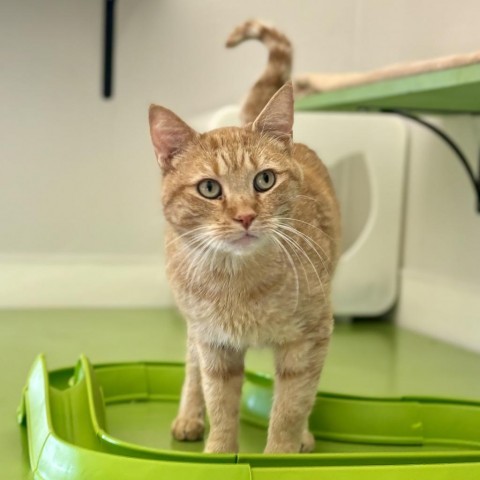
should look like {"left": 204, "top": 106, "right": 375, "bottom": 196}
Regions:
{"left": 254, "top": 170, "right": 276, "bottom": 192}
{"left": 197, "top": 179, "right": 222, "bottom": 199}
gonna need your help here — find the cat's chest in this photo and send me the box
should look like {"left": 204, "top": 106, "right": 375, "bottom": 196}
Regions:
{"left": 179, "top": 278, "right": 302, "bottom": 348}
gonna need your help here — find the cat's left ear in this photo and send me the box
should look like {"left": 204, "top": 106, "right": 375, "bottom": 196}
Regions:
{"left": 252, "top": 81, "right": 294, "bottom": 145}
{"left": 149, "top": 105, "right": 198, "bottom": 171}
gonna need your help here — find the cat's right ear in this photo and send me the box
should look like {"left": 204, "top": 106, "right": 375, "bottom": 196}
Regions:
{"left": 251, "top": 82, "right": 294, "bottom": 145}
{"left": 148, "top": 105, "right": 198, "bottom": 171}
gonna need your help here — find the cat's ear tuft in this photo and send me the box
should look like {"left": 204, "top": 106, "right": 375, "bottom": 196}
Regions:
{"left": 148, "top": 105, "right": 198, "bottom": 170}
{"left": 252, "top": 81, "right": 294, "bottom": 144}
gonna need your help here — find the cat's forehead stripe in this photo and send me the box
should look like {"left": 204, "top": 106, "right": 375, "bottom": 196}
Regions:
{"left": 216, "top": 151, "right": 228, "bottom": 176}
{"left": 237, "top": 146, "right": 246, "bottom": 169}
{"left": 200, "top": 131, "right": 260, "bottom": 175}
{"left": 211, "top": 148, "right": 258, "bottom": 175}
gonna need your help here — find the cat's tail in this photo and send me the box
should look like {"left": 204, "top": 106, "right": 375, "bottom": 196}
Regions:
{"left": 226, "top": 19, "right": 293, "bottom": 125}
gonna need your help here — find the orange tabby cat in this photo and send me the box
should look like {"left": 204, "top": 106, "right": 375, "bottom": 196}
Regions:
{"left": 148, "top": 20, "right": 340, "bottom": 454}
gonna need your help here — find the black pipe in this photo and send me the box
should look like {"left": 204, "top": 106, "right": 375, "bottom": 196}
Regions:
{"left": 103, "top": 0, "right": 116, "bottom": 98}
{"left": 383, "top": 109, "right": 480, "bottom": 213}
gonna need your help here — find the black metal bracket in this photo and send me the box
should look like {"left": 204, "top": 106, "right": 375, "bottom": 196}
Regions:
{"left": 384, "top": 109, "right": 480, "bottom": 213}
{"left": 102, "top": 0, "right": 116, "bottom": 98}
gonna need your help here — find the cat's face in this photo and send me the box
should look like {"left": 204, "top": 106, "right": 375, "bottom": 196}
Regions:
{"left": 161, "top": 127, "right": 302, "bottom": 255}
{"left": 149, "top": 83, "right": 298, "bottom": 256}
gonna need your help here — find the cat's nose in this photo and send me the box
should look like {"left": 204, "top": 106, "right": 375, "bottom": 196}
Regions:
{"left": 234, "top": 212, "right": 257, "bottom": 230}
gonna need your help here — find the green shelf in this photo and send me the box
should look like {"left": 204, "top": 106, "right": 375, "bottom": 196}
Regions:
{"left": 295, "top": 63, "right": 480, "bottom": 114}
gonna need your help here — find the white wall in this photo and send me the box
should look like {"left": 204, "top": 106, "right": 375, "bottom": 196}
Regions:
{"left": 397, "top": 116, "right": 480, "bottom": 352}
{"left": 1, "top": 0, "right": 480, "bottom": 348}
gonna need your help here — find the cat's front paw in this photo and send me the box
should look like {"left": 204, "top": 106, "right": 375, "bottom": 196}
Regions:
{"left": 204, "top": 437, "right": 238, "bottom": 453}
{"left": 264, "top": 441, "right": 299, "bottom": 454}
{"left": 171, "top": 416, "right": 205, "bottom": 441}
{"left": 300, "top": 430, "right": 315, "bottom": 453}
{"left": 264, "top": 431, "right": 315, "bottom": 454}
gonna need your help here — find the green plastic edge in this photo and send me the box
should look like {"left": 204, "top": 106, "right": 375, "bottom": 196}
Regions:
{"left": 18, "top": 355, "right": 480, "bottom": 480}
{"left": 294, "top": 63, "right": 480, "bottom": 114}
{"left": 20, "top": 355, "right": 248, "bottom": 480}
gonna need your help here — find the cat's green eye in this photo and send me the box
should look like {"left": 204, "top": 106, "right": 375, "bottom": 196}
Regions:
{"left": 254, "top": 170, "right": 276, "bottom": 192}
{"left": 197, "top": 179, "right": 222, "bottom": 199}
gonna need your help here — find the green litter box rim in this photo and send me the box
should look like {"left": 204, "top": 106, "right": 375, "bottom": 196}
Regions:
{"left": 18, "top": 354, "right": 480, "bottom": 480}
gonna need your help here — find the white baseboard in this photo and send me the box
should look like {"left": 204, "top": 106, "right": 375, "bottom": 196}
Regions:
{"left": 397, "top": 269, "right": 480, "bottom": 353}
{"left": 3, "top": 258, "right": 478, "bottom": 356}
{"left": 0, "top": 256, "right": 173, "bottom": 308}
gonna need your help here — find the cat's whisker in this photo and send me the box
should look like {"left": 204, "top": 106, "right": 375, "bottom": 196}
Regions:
{"left": 272, "top": 231, "right": 316, "bottom": 288}
{"left": 166, "top": 232, "right": 210, "bottom": 269}
{"left": 193, "top": 237, "right": 215, "bottom": 276}
{"left": 169, "top": 226, "right": 225, "bottom": 263}
{"left": 171, "top": 231, "right": 215, "bottom": 284}
{"left": 172, "top": 245, "right": 205, "bottom": 284}
{"left": 170, "top": 231, "right": 208, "bottom": 254}
{"left": 276, "top": 226, "right": 329, "bottom": 300}
{"left": 270, "top": 235, "right": 300, "bottom": 312}
{"left": 267, "top": 227, "right": 311, "bottom": 295}
{"left": 295, "top": 194, "right": 322, "bottom": 204}
{"left": 276, "top": 216, "right": 335, "bottom": 242}
{"left": 165, "top": 225, "right": 213, "bottom": 249}
{"left": 196, "top": 236, "right": 219, "bottom": 275}
{"left": 277, "top": 223, "right": 331, "bottom": 275}
{"left": 189, "top": 229, "right": 233, "bottom": 284}
{"left": 188, "top": 245, "right": 208, "bottom": 280}
{"left": 166, "top": 241, "right": 201, "bottom": 272}
{"left": 273, "top": 229, "right": 326, "bottom": 301}
{"left": 279, "top": 224, "right": 329, "bottom": 296}
{"left": 207, "top": 239, "right": 222, "bottom": 272}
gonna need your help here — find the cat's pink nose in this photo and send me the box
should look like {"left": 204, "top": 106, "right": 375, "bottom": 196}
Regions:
{"left": 234, "top": 213, "right": 257, "bottom": 230}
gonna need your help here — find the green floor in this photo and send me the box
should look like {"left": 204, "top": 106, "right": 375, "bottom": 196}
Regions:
{"left": 2, "top": 308, "right": 480, "bottom": 479}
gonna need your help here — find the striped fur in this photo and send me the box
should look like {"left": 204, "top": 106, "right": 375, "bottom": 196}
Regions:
{"left": 148, "top": 27, "right": 340, "bottom": 455}
{"left": 226, "top": 19, "right": 293, "bottom": 125}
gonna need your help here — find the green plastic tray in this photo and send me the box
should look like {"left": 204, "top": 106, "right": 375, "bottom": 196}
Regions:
{"left": 19, "top": 355, "right": 480, "bottom": 479}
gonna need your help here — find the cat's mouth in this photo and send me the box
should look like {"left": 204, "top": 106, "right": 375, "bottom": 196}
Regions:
{"left": 228, "top": 232, "right": 260, "bottom": 249}
{"left": 231, "top": 232, "right": 258, "bottom": 246}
